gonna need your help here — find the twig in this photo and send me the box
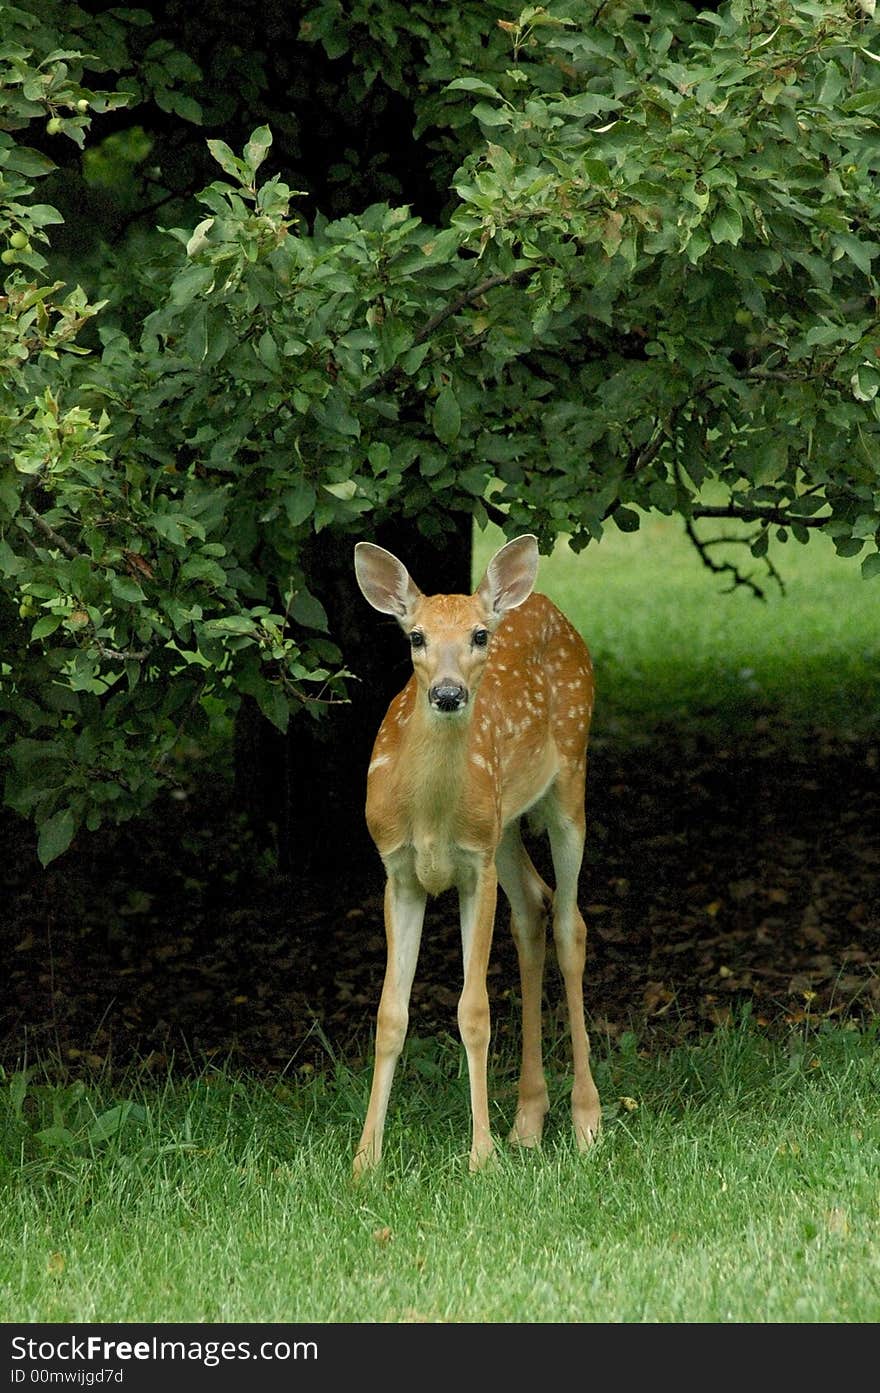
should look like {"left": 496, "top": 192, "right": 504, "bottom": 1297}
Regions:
{"left": 692, "top": 503, "right": 828, "bottom": 528}
{"left": 364, "top": 267, "right": 537, "bottom": 399}
{"left": 685, "top": 515, "right": 785, "bottom": 596}
{"left": 283, "top": 676, "right": 349, "bottom": 708}
{"left": 20, "top": 500, "right": 82, "bottom": 559}
{"left": 684, "top": 519, "right": 769, "bottom": 599}
{"left": 94, "top": 640, "right": 150, "bottom": 662}
{"left": 412, "top": 269, "right": 535, "bottom": 347}
{"left": 762, "top": 547, "right": 787, "bottom": 596}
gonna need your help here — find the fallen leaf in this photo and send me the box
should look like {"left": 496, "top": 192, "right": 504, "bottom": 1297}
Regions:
{"left": 643, "top": 981, "right": 674, "bottom": 1014}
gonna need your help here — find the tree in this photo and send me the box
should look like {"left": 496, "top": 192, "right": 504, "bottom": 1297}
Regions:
{"left": 2, "top": 0, "right": 879, "bottom": 866}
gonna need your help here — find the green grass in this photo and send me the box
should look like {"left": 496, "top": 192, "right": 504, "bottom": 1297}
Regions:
{"left": 3, "top": 1022, "right": 880, "bottom": 1323}
{"left": 474, "top": 515, "right": 880, "bottom": 739}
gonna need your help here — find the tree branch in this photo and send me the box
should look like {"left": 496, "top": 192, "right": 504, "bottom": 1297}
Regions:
{"left": 364, "top": 267, "right": 537, "bottom": 399}
{"left": 684, "top": 519, "right": 782, "bottom": 600}
{"left": 19, "top": 500, "right": 82, "bottom": 560}
{"left": 412, "top": 268, "right": 536, "bottom": 347}
{"left": 692, "top": 503, "right": 829, "bottom": 528}
{"left": 93, "top": 640, "right": 150, "bottom": 662}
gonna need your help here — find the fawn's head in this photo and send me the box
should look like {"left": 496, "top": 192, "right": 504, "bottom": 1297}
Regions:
{"left": 354, "top": 535, "right": 539, "bottom": 716}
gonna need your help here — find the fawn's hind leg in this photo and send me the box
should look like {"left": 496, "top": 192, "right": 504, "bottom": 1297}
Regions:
{"left": 544, "top": 776, "right": 601, "bottom": 1149}
{"left": 496, "top": 822, "right": 553, "bottom": 1147}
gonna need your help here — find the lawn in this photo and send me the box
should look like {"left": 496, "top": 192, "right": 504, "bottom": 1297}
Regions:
{"left": 3, "top": 1021, "right": 879, "bottom": 1323}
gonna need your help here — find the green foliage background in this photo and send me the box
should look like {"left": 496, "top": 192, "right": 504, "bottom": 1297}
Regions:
{"left": 1, "top": 0, "right": 879, "bottom": 862}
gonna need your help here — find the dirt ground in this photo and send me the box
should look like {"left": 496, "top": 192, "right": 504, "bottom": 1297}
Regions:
{"left": 2, "top": 721, "right": 878, "bottom": 1079}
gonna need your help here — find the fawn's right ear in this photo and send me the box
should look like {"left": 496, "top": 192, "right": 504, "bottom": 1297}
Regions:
{"left": 354, "top": 542, "right": 422, "bottom": 623}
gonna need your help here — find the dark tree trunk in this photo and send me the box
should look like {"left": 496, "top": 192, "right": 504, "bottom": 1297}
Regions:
{"left": 234, "top": 515, "right": 473, "bottom": 883}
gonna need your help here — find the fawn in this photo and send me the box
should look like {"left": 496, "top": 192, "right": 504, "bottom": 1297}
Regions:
{"left": 352, "top": 533, "right": 600, "bottom": 1173}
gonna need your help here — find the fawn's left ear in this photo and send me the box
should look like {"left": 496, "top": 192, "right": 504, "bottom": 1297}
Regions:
{"left": 354, "top": 541, "right": 423, "bottom": 624}
{"left": 475, "top": 535, "right": 539, "bottom": 616}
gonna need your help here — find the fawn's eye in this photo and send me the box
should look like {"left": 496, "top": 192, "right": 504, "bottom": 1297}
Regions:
{"left": 409, "top": 630, "right": 425, "bottom": 650}
{"left": 472, "top": 628, "right": 489, "bottom": 648}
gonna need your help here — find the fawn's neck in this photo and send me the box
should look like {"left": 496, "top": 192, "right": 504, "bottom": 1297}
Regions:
{"left": 399, "top": 694, "right": 479, "bottom": 816}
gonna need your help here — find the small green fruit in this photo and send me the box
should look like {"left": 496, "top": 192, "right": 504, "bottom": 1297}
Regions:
{"left": 46, "top": 116, "right": 63, "bottom": 135}
{"left": 1, "top": 248, "right": 18, "bottom": 265}
{"left": 9, "top": 230, "right": 29, "bottom": 250}
{"left": 76, "top": 99, "right": 89, "bottom": 113}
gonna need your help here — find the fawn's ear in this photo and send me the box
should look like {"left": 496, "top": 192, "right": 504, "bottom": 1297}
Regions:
{"left": 475, "top": 534, "right": 539, "bottom": 617}
{"left": 354, "top": 542, "right": 423, "bottom": 624}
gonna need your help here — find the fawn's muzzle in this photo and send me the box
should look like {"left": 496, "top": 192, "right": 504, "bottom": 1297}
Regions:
{"left": 429, "top": 681, "right": 468, "bottom": 713}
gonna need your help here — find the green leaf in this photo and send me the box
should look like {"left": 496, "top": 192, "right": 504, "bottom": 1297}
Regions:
{"left": 169, "top": 263, "right": 214, "bottom": 307}
{"left": 206, "top": 138, "right": 245, "bottom": 182}
{"left": 471, "top": 102, "right": 512, "bottom": 128}
{"left": 179, "top": 556, "right": 227, "bottom": 585}
{"left": 283, "top": 483, "right": 317, "bottom": 527}
{"left": 0, "top": 540, "right": 25, "bottom": 576}
{"left": 243, "top": 125, "right": 273, "bottom": 175}
{"left": 432, "top": 387, "right": 461, "bottom": 445}
{"left": 257, "top": 330, "right": 280, "bottom": 374}
{"left": 290, "top": 588, "right": 328, "bottom": 630}
{"left": 710, "top": 205, "right": 743, "bottom": 246}
{"left": 87, "top": 1102, "right": 144, "bottom": 1143}
{"left": 25, "top": 204, "right": 64, "bottom": 227}
{"left": 613, "top": 507, "right": 641, "bottom": 533}
{"left": 35, "top": 1126, "right": 76, "bottom": 1148}
{"left": 30, "top": 615, "right": 61, "bottom": 640}
{"left": 152, "top": 513, "right": 204, "bottom": 545}
{"left": 111, "top": 575, "right": 146, "bottom": 603}
{"left": 834, "top": 232, "right": 876, "bottom": 275}
{"left": 4, "top": 146, "right": 56, "bottom": 177}
{"left": 202, "top": 615, "right": 258, "bottom": 635}
{"left": 255, "top": 683, "right": 289, "bottom": 733}
{"left": 684, "top": 229, "right": 710, "bottom": 264}
{"left": 446, "top": 78, "right": 503, "bottom": 99}
{"left": 861, "top": 551, "right": 880, "bottom": 579}
{"left": 170, "top": 93, "right": 202, "bottom": 124}
{"left": 37, "top": 808, "right": 75, "bottom": 866}
{"left": 834, "top": 537, "right": 864, "bottom": 558}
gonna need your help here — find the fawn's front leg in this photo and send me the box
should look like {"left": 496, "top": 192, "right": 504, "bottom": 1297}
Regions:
{"left": 354, "top": 866, "right": 426, "bottom": 1177}
{"left": 457, "top": 857, "right": 499, "bottom": 1171}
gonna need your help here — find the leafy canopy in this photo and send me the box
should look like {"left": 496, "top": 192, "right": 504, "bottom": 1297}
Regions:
{"left": 2, "top": 0, "right": 879, "bottom": 861}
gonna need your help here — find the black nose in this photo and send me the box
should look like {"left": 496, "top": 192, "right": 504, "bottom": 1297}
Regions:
{"left": 429, "top": 682, "right": 468, "bottom": 712}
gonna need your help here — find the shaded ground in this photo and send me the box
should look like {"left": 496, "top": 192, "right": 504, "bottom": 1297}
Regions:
{"left": 2, "top": 723, "right": 879, "bottom": 1080}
